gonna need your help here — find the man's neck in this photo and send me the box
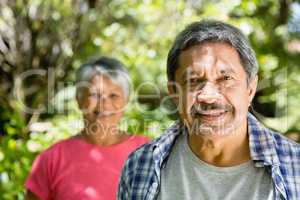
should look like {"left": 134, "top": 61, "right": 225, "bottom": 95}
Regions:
{"left": 187, "top": 122, "right": 251, "bottom": 167}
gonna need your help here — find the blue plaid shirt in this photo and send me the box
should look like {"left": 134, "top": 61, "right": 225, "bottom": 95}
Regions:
{"left": 118, "top": 113, "right": 300, "bottom": 200}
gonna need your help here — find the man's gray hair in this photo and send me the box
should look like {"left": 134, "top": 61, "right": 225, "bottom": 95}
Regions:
{"left": 167, "top": 20, "right": 258, "bottom": 85}
{"left": 76, "top": 56, "right": 130, "bottom": 100}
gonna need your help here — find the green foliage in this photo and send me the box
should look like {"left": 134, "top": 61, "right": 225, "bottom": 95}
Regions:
{"left": 0, "top": 0, "right": 300, "bottom": 199}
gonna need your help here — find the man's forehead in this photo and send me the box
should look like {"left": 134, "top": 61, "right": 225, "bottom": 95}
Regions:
{"left": 180, "top": 62, "right": 236, "bottom": 73}
{"left": 176, "top": 43, "right": 244, "bottom": 79}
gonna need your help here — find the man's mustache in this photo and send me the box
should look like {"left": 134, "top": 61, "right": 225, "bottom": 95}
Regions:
{"left": 190, "top": 103, "right": 233, "bottom": 116}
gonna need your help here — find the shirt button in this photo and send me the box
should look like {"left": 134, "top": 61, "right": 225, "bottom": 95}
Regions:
{"left": 152, "top": 182, "right": 158, "bottom": 188}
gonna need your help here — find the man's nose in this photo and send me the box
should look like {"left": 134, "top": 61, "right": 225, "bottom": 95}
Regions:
{"left": 195, "top": 82, "right": 221, "bottom": 104}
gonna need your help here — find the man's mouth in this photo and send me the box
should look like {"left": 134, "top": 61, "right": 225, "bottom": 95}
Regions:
{"left": 191, "top": 103, "right": 232, "bottom": 120}
{"left": 195, "top": 109, "right": 228, "bottom": 117}
{"left": 193, "top": 110, "right": 228, "bottom": 121}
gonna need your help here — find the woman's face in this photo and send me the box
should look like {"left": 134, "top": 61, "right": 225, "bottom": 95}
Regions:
{"left": 78, "top": 74, "right": 127, "bottom": 133}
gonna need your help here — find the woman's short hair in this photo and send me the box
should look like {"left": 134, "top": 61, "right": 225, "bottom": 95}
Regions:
{"left": 75, "top": 56, "right": 130, "bottom": 100}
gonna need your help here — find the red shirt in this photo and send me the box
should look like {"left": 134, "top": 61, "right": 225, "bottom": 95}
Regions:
{"left": 25, "top": 135, "right": 149, "bottom": 200}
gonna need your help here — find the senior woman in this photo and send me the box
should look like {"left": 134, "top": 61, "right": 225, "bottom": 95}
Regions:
{"left": 25, "top": 57, "right": 149, "bottom": 200}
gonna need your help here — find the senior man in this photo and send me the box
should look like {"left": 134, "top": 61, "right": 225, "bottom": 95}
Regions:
{"left": 118, "top": 20, "right": 300, "bottom": 200}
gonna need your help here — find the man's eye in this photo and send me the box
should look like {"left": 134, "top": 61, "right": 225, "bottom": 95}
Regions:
{"left": 223, "top": 75, "right": 233, "bottom": 81}
{"left": 90, "top": 93, "right": 98, "bottom": 97}
{"left": 189, "top": 79, "right": 204, "bottom": 84}
{"left": 110, "top": 93, "right": 119, "bottom": 99}
{"left": 190, "top": 79, "right": 197, "bottom": 83}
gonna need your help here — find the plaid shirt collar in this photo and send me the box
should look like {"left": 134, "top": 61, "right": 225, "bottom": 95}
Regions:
{"left": 247, "top": 113, "right": 280, "bottom": 166}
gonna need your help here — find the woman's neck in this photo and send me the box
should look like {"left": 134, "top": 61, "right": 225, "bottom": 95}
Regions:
{"left": 79, "top": 128, "right": 130, "bottom": 146}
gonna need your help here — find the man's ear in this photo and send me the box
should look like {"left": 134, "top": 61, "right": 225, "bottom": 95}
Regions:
{"left": 167, "top": 81, "right": 179, "bottom": 105}
{"left": 248, "top": 75, "right": 258, "bottom": 105}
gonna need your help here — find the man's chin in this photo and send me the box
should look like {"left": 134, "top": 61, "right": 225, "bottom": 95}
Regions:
{"left": 189, "top": 118, "right": 246, "bottom": 138}
{"left": 189, "top": 125, "right": 235, "bottom": 138}
{"left": 188, "top": 118, "right": 235, "bottom": 137}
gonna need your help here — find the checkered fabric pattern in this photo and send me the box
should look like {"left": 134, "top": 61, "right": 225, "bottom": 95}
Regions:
{"left": 118, "top": 113, "right": 300, "bottom": 200}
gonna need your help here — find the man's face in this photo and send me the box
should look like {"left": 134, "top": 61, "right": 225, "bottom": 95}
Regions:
{"left": 78, "top": 75, "right": 127, "bottom": 133}
{"left": 169, "top": 42, "right": 257, "bottom": 137}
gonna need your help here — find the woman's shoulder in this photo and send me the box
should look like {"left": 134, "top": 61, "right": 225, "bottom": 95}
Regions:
{"left": 38, "top": 136, "right": 81, "bottom": 157}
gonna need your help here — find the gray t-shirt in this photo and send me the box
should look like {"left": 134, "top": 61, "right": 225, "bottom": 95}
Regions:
{"left": 157, "top": 134, "right": 274, "bottom": 200}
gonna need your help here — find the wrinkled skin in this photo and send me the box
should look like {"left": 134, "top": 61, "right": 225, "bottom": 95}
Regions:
{"left": 169, "top": 42, "right": 257, "bottom": 138}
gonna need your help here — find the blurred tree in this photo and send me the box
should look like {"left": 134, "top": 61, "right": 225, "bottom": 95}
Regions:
{"left": 0, "top": 0, "right": 299, "bottom": 199}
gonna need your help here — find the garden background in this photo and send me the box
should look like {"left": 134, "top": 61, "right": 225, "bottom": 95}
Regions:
{"left": 1, "top": 0, "right": 300, "bottom": 199}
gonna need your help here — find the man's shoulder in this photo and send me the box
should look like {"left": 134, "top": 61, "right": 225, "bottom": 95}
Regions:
{"left": 268, "top": 129, "right": 300, "bottom": 193}
{"left": 262, "top": 126, "right": 300, "bottom": 169}
{"left": 118, "top": 133, "right": 172, "bottom": 199}
{"left": 270, "top": 129, "right": 300, "bottom": 156}
{"left": 249, "top": 113, "right": 300, "bottom": 160}
{"left": 123, "top": 122, "right": 181, "bottom": 173}
{"left": 128, "top": 122, "right": 180, "bottom": 156}
{"left": 120, "top": 137, "right": 160, "bottom": 188}
{"left": 124, "top": 135, "right": 163, "bottom": 167}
